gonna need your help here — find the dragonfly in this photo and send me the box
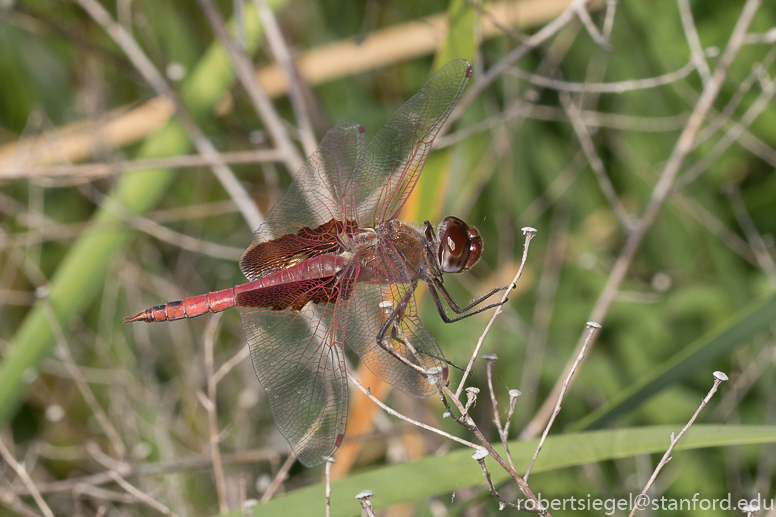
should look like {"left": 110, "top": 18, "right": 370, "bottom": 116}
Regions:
{"left": 125, "top": 59, "right": 507, "bottom": 467}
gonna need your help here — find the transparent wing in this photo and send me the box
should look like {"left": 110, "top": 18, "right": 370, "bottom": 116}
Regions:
{"left": 238, "top": 302, "right": 348, "bottom": 467}
{"left": 240, "top": 122, "right": 365, "bottom": 281}
{"left": 341, "top": 247, "right": 447, "bottom": 399}
{"left": 346, "top": 59, "right": 471, "bottom": 227}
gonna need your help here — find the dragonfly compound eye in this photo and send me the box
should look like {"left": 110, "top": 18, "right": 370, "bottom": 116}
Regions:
{"left": 438, "top": 216, "right": 472, "bottom": 273}
{"left": 465, "top": 227, "right": 483, "bottom": 271}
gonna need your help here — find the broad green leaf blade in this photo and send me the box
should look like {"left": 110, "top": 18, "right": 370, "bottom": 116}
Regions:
{"left": 248, "top": 425, "right": 776, "bottom": 517}
{"left": 0, "top": 1, "right": 287, "bottom": 426}
{"left": 572, "top": 293, "right": 776, "bottom": 431}
{"left": 432, "top": 0, "right": 476, "bottom": 74}
{"left": 402, "top": 0, "right": 475, "bottom": 224}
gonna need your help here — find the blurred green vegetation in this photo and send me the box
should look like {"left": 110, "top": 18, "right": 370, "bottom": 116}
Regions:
{"left": 0, "top": 0, "right": 775, "bottom": 515}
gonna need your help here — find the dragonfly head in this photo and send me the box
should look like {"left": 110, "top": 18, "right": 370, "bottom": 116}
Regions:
{"left": 436, "top": 216, "right": 483, "bottom": 274}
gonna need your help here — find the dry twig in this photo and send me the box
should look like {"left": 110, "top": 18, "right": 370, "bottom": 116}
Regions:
{"left": 200, "top": 314, "right": 228, "bottom": 514}
{"left": 456, "top": 227, "right": 537, "bottom": 398}
{"left": 259, "top": 452, "right": 296, "bottom": 503}
{"left": 0, "top": 437, "right": 55, "bottom": 517}
{"left": 524, "top": 322, "right": 600, "bottom": 481}
{"left": 195, "top": 0, "right": 304, "bottom": 174}
{"left": 628, "top": 372, "right": 728, "bottom": 516}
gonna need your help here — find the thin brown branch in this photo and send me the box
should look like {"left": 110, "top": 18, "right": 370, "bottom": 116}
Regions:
{"left": 607, "top": 133, "right": 760, "bottom": 266}
{"left": 324, "top": 457, "right": 334, "bottom": 517}
{"left": 195, "top": 0, "right": 304, "bottom": 174}
{"left": 713, "top": 340, "right": 775, "bottom": 421}
{"left": 723, "top": 182, "right": 776, "bottom": 287}
{"left": 483, "top": 354, "right": 517, "bottom": 471}
{"left": 211, "top": 345, "right": 250, "bottom": 385}
{"left": 521, "top": 204, "right": 571, "bottom": 416}
{"left": 575, "top": 2, "right": 611, "bottom": 51}
{"left": 506, "top": 59, "right": 696, "bottom": 93}
{"left": 437, "top": 102, "right": 688, "bottom": 149}
{"left": 260, "top": 453, "right": 296, "bottom": 503}
{"left": 677, "top": 0, "right": 711, "bottom": 84}
{"left": 0, "top": 149, "right": 283, "bottom": 181}
{"left": 439, "top": 385, "right": 550, "bottom": 516}
{"left": 524, "top": 322, "right": 600, "bottom": 481}
{"left": 690, "top": 48, "right": 775, "bottom": 150}
{"left": 451, "top": 0, "right": 596, "bottom": 125}
{"left": 201, "top": 314, "right": 228, "bottom": 514}
{"left": 670, "top": 194, "right": 759, "bottom": 266}
{"left": 107, "top": 471, "right": 176, "bottom": 516}
{"left": 677, "top": 70, "right": 776, "bottom": 188}
{"left": 1, "top": 200, "right": 242, "bottom": 251}
{"left": 9, "top": 448, "right": 283, "bottom": 497}
{"left": 346, "top": 370, "right": 480, "bottom": 450}
{"left": 87, "top": 189, "right": 243, "bottom": 260}
{"left": 73, "top": 483, "right": 140, "bottom": 504}
{"left": 472, "top": 450, "right": 541, "bottom": 513}
{"left": 559, "top": 90, "right": 632, "bottom": 230}
{"left": 0, "top": 437, "right": 55, "bottom": 517}
{"left": 42, "top": 302, "right": 127, "bottom": 459}
{"left": 0, "top": 487, "right": 49, "bottom": 517}
{"left": 743, "top": 28, "right": 776, "bottom": 45}
{"left": 253, "top": 0, "right": 317, "bottom": 156}
{"left": 355, "top": 490, "right": 377, "bottom": 517}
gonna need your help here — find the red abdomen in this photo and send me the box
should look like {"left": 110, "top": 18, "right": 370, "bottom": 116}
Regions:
{"left": 124, "top": 255, "right": 349, "bottom": 323}
{"left": 123, "top": 287, "right": 236, "bottom": 323}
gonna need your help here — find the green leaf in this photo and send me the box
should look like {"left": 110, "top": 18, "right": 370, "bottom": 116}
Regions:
{"left": 247, "top": 425, "right": 776, "bottom": 517}
{"left": 572, "top": 293, "right": 776, "bottom": 431}
{"left": 403, "top": 0, "right": 475, "bottom": 224}
{"left": 432, "top": 0, "right": 476, "bottom": 73}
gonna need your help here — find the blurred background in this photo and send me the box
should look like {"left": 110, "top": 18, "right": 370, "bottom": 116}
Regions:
{"left": 1, "top": 0, "right": 775, "bottom": 515}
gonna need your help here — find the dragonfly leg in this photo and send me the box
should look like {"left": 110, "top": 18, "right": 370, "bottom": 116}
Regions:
{"left": 374, "top": 286, "right": 441, "bottom": 379}
{"left": 423, "top": 220, "right": 437, "bottom": 241}
{"left": 427, "top": 278, "right": 510, "bottom": 324}
{"left": 387, "top": 323, "right": 459, "bottom": 372}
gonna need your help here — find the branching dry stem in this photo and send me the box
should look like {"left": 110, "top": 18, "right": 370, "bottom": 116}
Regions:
{"left": 456, "top": 227, "right": 537, "bottom": 398}
{"left": 628, "top": 372, "right": 728, "bottom": 516}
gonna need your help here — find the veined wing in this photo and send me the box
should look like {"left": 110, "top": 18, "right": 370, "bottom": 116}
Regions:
{"left": 341, "top": 245, "right": 447, "bottom": 398}
{"left": 346, "top": 59, "right": 471, "bottom": 228}
{"left": 240, "top": 122, "right": 365, "bottom": 281}
{"left": 238, "top": 298, "right": 348, "bottom": 467}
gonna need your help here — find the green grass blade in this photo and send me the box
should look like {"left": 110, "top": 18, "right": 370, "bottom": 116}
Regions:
{"left": 247, "top": 424, "right": 776, "bottom": 517}
{"left": 432, "top": 0, "right": 476, "bottom": 73}
{"left": 572, "top": 293, "right": 776, "bottom": 431}
{"left": 403, "top": 0, "right": 475, "bottom": 224}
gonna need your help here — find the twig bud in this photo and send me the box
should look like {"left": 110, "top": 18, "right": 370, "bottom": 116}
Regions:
{"left": 471, "top": 448, "right": 489, "bottom": 460}
{"left": 464, "top": 387, "right": 480, "bottom": 414}
{"left": 713, "top": 371, "right": 729, "bottom": 382}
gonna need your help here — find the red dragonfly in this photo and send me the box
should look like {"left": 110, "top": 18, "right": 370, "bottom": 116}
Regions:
{"left": 125, "top": 59, "right": 506, "bottom": 467}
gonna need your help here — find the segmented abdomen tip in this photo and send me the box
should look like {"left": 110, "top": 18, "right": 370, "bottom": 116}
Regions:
{"left": 123, "top": 311, "right": 148, "bottom": 323}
